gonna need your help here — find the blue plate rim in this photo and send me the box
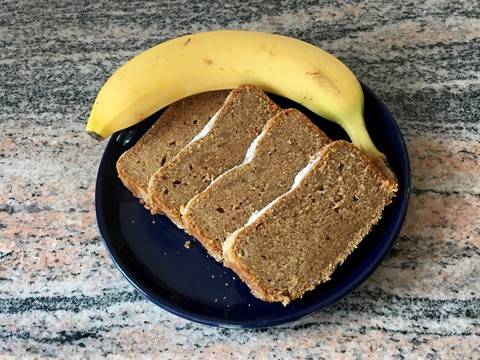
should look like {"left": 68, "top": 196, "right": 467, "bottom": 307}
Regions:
{"left": 95, "top": 82, "right": 411, "bottom": 328}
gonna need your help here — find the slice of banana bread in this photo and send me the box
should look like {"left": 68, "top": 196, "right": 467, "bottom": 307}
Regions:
{"left": 116, "top": 91, "right": 228, "bottom": 210}
{"left": 223, "top": 140, "right": 398, "bottom": 305}
{"left": 148, "top": 85, "right": 281, "bottom": 227}
{"left": 182, "top": 109, "right": 331, "bottom": 260}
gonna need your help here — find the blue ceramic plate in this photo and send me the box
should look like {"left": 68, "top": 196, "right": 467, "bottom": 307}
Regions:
{"left": 95, "top": 83, "right": 410, "bottom": 328}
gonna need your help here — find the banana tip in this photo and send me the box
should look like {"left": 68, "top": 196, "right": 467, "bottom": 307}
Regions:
{"left": 86, "top": 130, "right": 104, "bottom": 141}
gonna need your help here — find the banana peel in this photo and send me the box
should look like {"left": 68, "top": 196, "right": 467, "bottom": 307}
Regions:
{"left": 86, "top": 30, "right": 387, "bottom": 163}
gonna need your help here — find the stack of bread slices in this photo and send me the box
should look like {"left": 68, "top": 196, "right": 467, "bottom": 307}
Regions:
{"left": 117, "top": 85, "right": 398, "bottom": 305}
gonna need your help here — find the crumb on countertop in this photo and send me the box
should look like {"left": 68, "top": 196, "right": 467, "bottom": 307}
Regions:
{"left": 184, "top": 240, "right": 191, "bottom": 249}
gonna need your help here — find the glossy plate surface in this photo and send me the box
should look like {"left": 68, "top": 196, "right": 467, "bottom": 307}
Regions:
{"left": 95, "top": 83, "right": 410, "bottom": 328}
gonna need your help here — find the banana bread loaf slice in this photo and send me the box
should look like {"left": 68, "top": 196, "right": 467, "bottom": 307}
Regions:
{"left": 148, "top": 85, "right": 281, "bottom": 227}
{"left": 223, "top": 140, "right": 398, "bottom": 305}
{"left": 183, "top": 109, "right": 331, "bottom": 260}
{"left": 116, "top": 91, "right": 229, "bottom": 210}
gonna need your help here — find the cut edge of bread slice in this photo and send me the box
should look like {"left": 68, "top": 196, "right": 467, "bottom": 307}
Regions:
{"left": 182, "top": 108, "right": 331, "bottom": 261}
{"left": 147, "top": 85, "right": 281, "bottom": 228}
{"left": 116, "top": 90, "right": 229, "bottom": 211}
{"left": 223, "top": 140, "right": 398, "bottom": 305}
{"left": 146, "top": 106, "right": 226, "bottom": 228}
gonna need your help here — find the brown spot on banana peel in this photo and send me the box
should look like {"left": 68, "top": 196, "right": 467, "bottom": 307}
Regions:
{"left": 306, "top": 71, "right": 342, "bottom": 95}
{"left": 184, "top": 38, "right": 191, "bottom": 45}
{"left": 204, "top": 59, "right": 213, "bottom": 65}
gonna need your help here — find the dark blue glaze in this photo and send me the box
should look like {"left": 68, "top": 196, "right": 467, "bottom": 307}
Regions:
{"left": 95, "top": 83, "right": 410, "bottom": 328}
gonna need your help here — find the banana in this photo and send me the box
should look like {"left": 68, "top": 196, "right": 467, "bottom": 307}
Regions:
{"left": 86, "top": 30, "right": 384, "bottom": 159}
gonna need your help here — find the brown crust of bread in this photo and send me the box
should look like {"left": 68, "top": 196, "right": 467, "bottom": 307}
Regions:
{"left": 116, "top": 156, "right": 147, "bottom": 201}
{"left": 148, "top": 188, "right": 184, "bottom": 228}
{"left": 182, "top": 108, "right": 331, "bottom": 260}
{"left": 223, "top": 140, "right": 398, "bottom": 305}
{"left": 184, "top": 217, "right": 223, "bottom": 261}
{"left": 223, "top": 228, "right": 291, "bottom": 304}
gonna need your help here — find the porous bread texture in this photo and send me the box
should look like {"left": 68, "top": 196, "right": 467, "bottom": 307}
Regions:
{"left": 183, "top": 108, "right": 331, "bottom": 260}
{"left": 223, "top": 140, "right": 398, "bottom": 305}
{"left": 116, "top": 91, "right": 229, "bottom": 210}
{"left": 148, "top": 85, "right": 281, "bottom": 227}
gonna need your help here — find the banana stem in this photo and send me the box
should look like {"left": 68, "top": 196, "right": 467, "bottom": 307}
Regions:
{"left": 342, "top": 114, "right": 397, "bottom": 181}
{"left": 343, "top": 113, "right": 385, "bottom": 160}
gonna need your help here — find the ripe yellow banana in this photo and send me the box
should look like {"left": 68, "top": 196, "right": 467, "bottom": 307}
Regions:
{"left": 86, "top": 30, "right": 384, "bottom": 159}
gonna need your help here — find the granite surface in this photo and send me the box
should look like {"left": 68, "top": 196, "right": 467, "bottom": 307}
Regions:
{"left": 1, "top": 0, "right": 479, "bottom": 358}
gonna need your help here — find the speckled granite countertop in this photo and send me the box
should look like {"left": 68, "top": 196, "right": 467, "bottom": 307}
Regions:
{"left": 1, "top": 0, "right": 479, "bottom": 358}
